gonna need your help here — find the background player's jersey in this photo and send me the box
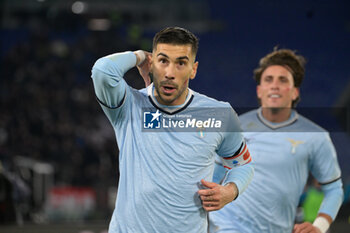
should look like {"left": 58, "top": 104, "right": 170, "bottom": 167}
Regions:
{"left": 91, "top": 52, "right": 252, "bottom": 233}
{"left": 210, "top": 108, "right": 342, "bottom": 233}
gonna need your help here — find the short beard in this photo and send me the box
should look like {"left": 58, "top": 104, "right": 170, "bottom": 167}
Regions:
{"left": 153, "top": 80, "right": 187, "bottom": 106}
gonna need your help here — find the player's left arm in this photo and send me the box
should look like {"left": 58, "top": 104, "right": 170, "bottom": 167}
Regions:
{"left": 218, "top": 140, "right": 254, "bottom": 195}
{"left": 198, "top": 162, "right": 254, "bottom": 212}
{"left": 199, "top": 142, "right": 254, "bottom": 212}
{"left": 198, "top": 107, "right": 254, "bottom": 211}
{"left": 293, "top": 179, "right": 343, "bottom": 233}
{"left": 294, "top": 133, "right": 344, "bottom": 233}
{"left": 198, "top": 179, "right": 238, "bottom": 212}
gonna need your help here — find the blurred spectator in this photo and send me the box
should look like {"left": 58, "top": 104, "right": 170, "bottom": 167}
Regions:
{"left": 0, "top": 162, "right": 17, "bottom": 224}
{"left": 0, "top": 161, "right": 30, "bottom": 224}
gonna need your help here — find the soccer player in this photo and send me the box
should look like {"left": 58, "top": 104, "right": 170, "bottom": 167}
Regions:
{"left": 91, "top": 27, "right": 254, "bottom": 233}
{"left": 210, "top": 48, "right": 344, "bottom": 233}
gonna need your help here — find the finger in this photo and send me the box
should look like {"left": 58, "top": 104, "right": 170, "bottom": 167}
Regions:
{"left": 202, "top": 203, "right": 219, "bottom": 212}
{"left": 293, "top": 224, "right": 299, "bottom": 233}
{"left": 203, "top": 198, "right": 218, "bottom": 204}
{"left": 200, "top": 194, "right": 217, "bottom": 201}
{"left": 200, "top": 179, "right": 218, "bottom": 189}
{"left": 293, "top": 224, "right": 304, "bottom": 233}
{"left": 198, "top": 189, "right": 215, "bottom": 196}
{"left": 293, "top": 222, "right": 314, "bottom": 233}
{"left": 202, "top": 202, "right": 219, "bottom": 208}
{"left": 294, "top": 226, "right": 304, "bottom": 233}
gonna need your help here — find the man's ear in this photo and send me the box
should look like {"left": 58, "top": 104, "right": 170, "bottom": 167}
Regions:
{"left": 257, "top": 85, "right": 262, "bottom": 98}
{"left": 190, "top": 61, "right": 199, "bottom": 80}
{"left": 292, "top": 87, "right": 300, "bottom": 101}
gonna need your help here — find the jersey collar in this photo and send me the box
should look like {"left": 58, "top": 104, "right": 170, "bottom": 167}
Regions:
{"left": 257, "top": 107, "right": 298, "bottom": 129}
{"left": 146, "top": 83, "right": 194, "bottom": 115}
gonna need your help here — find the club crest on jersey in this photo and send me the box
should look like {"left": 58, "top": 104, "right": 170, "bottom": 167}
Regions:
{"left": 287, "top": 138, "right": 304, "bottom": 154}
{"left": 144, "top": 110, "right": 162, "bottom": 129}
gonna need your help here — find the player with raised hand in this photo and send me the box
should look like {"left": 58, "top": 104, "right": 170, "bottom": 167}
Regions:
{"left": 91, "top": 27, "right": 254, "bottom": 233}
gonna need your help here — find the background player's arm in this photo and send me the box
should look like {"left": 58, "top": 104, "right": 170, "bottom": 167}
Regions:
{"left": 294, "top": 134, "right": 344, "bottom": 233}
{"left": 293, "top": 212, "right": 332, "bottom": 233}
{"left": 293, "top": 179, "right": 343, "bottom": 233}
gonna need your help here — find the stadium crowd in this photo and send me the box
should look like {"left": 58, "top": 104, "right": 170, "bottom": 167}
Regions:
{"left": 0, "top": 17, "right": 151, "bottom": 221}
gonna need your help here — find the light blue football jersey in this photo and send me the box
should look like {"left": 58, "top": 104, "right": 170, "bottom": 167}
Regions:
{"left": 91, "top": 51, "right": 253, "bottom": 233}
{"left": 210, "top": 108, "right": 342, "bottom": 233}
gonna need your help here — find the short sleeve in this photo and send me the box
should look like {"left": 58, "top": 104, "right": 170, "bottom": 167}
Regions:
{"left": 309, "top": 133, "right": 341, "bottom": 184}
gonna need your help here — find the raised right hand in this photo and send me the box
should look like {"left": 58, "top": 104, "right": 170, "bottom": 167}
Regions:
{"left": 134, "top": 50, "right": 152, "bottom": 87}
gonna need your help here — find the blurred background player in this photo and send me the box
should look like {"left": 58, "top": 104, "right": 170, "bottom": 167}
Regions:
{"left": 91, "top": 27, "right": 254, "bottom": 233}
{"left": 210, "top": 48, "right": 343, "bottom": 233}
